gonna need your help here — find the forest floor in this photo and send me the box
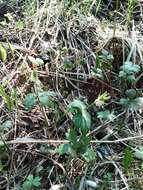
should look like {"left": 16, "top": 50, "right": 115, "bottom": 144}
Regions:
{"left": 0, "top": 0, "right": 143, "bottom": 189}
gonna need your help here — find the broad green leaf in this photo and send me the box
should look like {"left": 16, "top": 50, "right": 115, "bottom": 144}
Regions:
{"left": 27, "top": 174, "right": 34, "bottom": 181}
{"left": 24, "top": 93, "right": 37, "bottom": 110}
{"left": 81, "top": 110, "right": 91, "bottom": 129}
{"left": 68, "top": 99, "right": 87, "bottom": 111}
{"left": 57, "top": 144, "right": 70, "bottom": 155}
{"left": 68, "top": 100, "right": 91, "bottom": 129}
{"left": 77, "top": 135, "right": 90, "bottom": 153}
{"left": 22, "top": 181, "right": 32, "bottom": 190}
{"left": 67, "top": 128, "right": 77, "bottom": 146}
{"left": 0, "top": 44, "right": 7, "bottom": 62}
{"left": 33, "top": 176, "right": 41, "bottom": 187}
{"left": 22, "top": 174, "right": 41, "bottom": 190}
{"left": 73, "top": 113, "right": 89, "bottom": 134}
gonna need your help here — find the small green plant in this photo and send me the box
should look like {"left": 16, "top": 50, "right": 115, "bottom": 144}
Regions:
{"left": 119, "top": 61, "right": 140, "bottom": 86}
{"left": 97, "top": 110, "right": 115, "bottom": 121}
{"left": 24, "top": 91, "right": 57, "bottom": 110}
{"left": 67, "top": 99, "right": 91, "bottom": 155}
{"left": 119, "top": 89, "right": 143, "bottom": 111}
{"left": 21, "top": 174, "right": 41, "bottom": 190}
{"left": 58, "top": 99, "right": 95, "bottom": 160}
{"left": 91, "top": 51, "right": 113, "bottom": 79}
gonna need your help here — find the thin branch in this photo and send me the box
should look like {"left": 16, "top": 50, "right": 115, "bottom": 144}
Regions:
{"left": 4, "top": 134, "right": 143, "bottom": 145}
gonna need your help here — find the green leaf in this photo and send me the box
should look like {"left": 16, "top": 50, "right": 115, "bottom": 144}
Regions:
{"left": 22, "top": 181, "right": 32, "bottom": 190}
{"left": 57, "top": 144, "right": 70, "bottom": 155}
{"left": 119, "top": 70, "right": 127, "bottom": 78}
{"left": 68, "top": 100, "right": 91, "bottom": 129}
{"left": 83, "top": 148, "right": 96, "bottom": 162}
{"left": 127, "top": 74, "right": 136, "bottom": 83}
{"left": 120, "top": 61, "right": 140, "bottom": 74}
{"left": 24, "top": 93, "right": 37, "bottom": 110}
{"left": 125, "top": 89, "right": 137, "bottom": 99}
{"left": 119, "top": 98, "right": 130, "bottom": 107}
{"left": 91, "top": 68, "right": 104, "bottom": 79}
{"left": 76, "top": 135, "right": 90, "bottom": 154}
{"left": 68, "top": 99, "right": 87, "bottom": 111}
{"left": 67, "top": 128, "right": 77, "bottom": 146}
{"left": 123, "top": 148, "right": 133, "bottom": 171}
{"left": 119, "top": 97, "right": 143, "bottom": 110}
{"left": 2, "top": 120, "right": 13, "bottom": 131}
{"left": 97, "top": 110, "right": 115, "bottom": 121}
{"left": 38, "top": 91, "right": 57, "bottom": 108}
{"left": 22, "top": 174, "right": 41, "bottom": 190}
{"left": 32, "top": 176, "right": 41, "bottom": 187}
{"left": 96, "top": 53, "right": 101, "bottom": 68}
{"left": 73, "top": 113, "right": 89, "bottom": 134}
{"left": 0, "top": 44, "right": 7, "bottom": 62}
